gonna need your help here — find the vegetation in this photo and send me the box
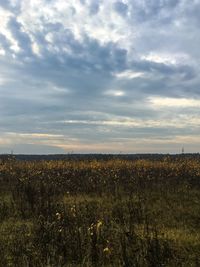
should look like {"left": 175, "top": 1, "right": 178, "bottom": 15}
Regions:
{"left": 0, "top": 156, "right": 200, "bottom": 266}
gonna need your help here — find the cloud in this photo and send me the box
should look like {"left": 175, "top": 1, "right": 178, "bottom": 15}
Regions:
{"left": 0, "top": 0, "right": 200, "bottom": 153}
{"left": 148, "top": 97, "right": 200, "bottom": 108}
{"left": 129, "top": 0, "right": 180, "bottom": 24}
{"left": 114, "top": 70, "right": 144, "bottom": 79}
{"left": 89, "top": 1, "right": 100, "bottom": 15}
{"left": 7, "top": 16, "right": 32, "bottom": 55}
{"left": 113, "top": 1, "right": 128, "bottom": 16}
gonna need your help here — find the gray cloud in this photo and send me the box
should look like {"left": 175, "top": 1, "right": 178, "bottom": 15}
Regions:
{"left": 0, "top": 33, "right": 11, "bottom": 52}
{"left": 129, "top": 0, "right": 180, "bottom": 24}
{"left": 113, "top": 2, "right": 128, "bottom": 16}
{"left": 7, "top": 17, "right": 33, "bottom": 56}
{"left": 0, "top": 0, "right": 21, "bottom": 13}
{"left": 89, "top": 1, "right": 100, "bottom": 15}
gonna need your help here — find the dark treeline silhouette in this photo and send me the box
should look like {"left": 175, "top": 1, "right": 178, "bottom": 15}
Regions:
{"left": 1, "top": 153, "right": 200, "bottom": 161}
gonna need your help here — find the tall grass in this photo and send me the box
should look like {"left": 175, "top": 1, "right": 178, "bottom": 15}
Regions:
{"left": 0, "top": 157, "right": 200, "bottom": 266}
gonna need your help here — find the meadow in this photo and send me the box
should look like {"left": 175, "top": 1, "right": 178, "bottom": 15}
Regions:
{"left": 0, "top": 155, "right": 200, "bottom": 266}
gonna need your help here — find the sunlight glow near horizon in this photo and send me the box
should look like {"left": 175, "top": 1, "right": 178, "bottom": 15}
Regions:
{"left": 148, "top": 97, "right": 200, "bottom": 108}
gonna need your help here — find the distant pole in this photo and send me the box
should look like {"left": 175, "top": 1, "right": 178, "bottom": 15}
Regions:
{"left": 182, "top": 147, "right": 184, "bottom": 154}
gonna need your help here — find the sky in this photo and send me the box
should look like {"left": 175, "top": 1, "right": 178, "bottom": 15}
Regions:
{"left": 0, "top": 0, "right": 200, "bottom": 154}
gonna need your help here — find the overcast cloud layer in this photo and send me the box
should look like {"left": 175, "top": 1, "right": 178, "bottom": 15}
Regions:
{"left": 0, "top": 0, "right": 200, "bottom": 154}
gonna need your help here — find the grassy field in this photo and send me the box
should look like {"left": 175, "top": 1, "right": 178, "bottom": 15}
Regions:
{"left": 0, "top": 156, "right": 200, "bottom": 266}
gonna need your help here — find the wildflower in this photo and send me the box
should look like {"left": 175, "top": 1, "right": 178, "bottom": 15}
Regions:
{"left": 56, "top": 212, "right": 61, "bottom": 220}
{"left": 96, "top": 220, "right": 103, "bottom": 231}
{"left": 88, "top": 223, "right": 95, "bottom": 236}
{"left": 70, "top": 205, "right": 76, "bottom": 217}
{"left": 103, "top": 247, "right": 111, "bottom": 254}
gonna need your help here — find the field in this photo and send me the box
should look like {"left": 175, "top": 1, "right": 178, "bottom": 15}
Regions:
{"left": 0, "top": 155, "right": 200, "bottom": 266}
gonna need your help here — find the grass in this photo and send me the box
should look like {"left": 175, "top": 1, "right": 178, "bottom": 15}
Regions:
{"left": 0, "top": 156, "right": 200, "bottom": 266}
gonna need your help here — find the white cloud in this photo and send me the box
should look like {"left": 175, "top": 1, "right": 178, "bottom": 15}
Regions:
{"left": 7, "top": 132, "right": 64, "bottom": 138}
{"left": 141, "top": 52, "right": 190, "bottom": 65}
{"left": 16, "top": 0, "right": 132, "bottom": 49}
{"left": 148, "top": 96, "right": 200, "bottom": 108}
{"left": 104, "top": 90, "right": 125, "bottom": 96}
{"left": 62, "top": 116, "right": 200, "bottom": 129}
{"left": 31, "top": 42, "right": 41, "bottom": 56}
{"left": 0, "top": 48, "right": 5, "bottom": 56}
{"left": 0, "top": 76, "right": 7, "bottom": 85}
{"left": 114, "top": 70, "right": 144, "bottom": 79}
{"left": 0, "top": 7, "right": 12, "bottom": 27}
{"left": 0, "top": 7, "right": 20, "bottom": 52}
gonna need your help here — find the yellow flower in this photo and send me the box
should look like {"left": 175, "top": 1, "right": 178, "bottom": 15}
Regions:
{"left": 96, "top": 220, "right": 103, "bottom": 230}
{"left": 103, "top": 247, "right": 111, "bottom": 254}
